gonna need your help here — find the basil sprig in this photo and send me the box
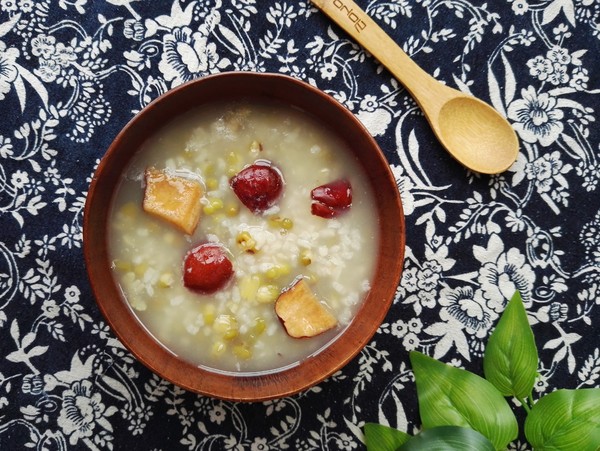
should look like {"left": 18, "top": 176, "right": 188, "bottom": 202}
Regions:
{"left": 364, "top": 290, "right": 600, "bottom": 450}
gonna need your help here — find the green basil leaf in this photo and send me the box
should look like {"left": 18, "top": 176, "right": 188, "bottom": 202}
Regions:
{"left": 410, "top": 351, "right": 518, "bottom": 451}
{"left": 364, "top": 423, "right": 411, "bottom": 451}
{"left": 398, "top": 426, "right": 496, "bottom": 451}
{"left": 483, "top": 290, "right": 538, "bottom": 399}
{"left": 525, "top": 388, "right": 600, "bottom": 450}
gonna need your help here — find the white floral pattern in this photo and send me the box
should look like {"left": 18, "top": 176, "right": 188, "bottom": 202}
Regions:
{"left": 0, "top": 0, "right": 599, "bottom": 449}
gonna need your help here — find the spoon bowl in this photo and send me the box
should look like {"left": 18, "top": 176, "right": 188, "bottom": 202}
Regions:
{"left": 311, "top": 0, "right": 519, "bottom": 174}
{"left": 437, "top": 96, "right": 519, "bottom": 174}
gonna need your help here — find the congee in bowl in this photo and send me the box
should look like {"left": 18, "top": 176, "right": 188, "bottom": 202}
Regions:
{"left": 84, "top": 72, "right": 405, "bottom": 400}
{"left": 110, "top": 99, "right": 379, "bottom": 372}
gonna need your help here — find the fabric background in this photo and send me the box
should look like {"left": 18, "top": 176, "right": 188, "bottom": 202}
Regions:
{"left": 0, "top": 0, "right": 599, "bottom": 449}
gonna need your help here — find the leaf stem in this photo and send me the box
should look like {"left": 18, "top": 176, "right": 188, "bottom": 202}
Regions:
{"left": 527, "top": 391, "right": 536, "bottom": 409}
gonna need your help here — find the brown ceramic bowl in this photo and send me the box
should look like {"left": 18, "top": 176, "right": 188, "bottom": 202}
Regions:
{"left": 83, "top": 72, "right": 405, "bottom": 402}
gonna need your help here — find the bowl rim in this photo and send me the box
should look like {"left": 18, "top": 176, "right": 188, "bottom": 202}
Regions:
{"left": 83, "top": 71, "right": 405, "bottom": 402}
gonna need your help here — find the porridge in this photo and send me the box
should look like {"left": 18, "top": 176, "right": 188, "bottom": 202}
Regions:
{"left": 108, "top": 100, "right": 379, "bottom": 372}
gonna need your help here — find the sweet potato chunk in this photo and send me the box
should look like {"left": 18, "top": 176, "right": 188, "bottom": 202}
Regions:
{"left": 275, "top": 279, "right": 337, "bottom": 338}
{"left": 143, "top": 168, "right": 202, "bottom": 234}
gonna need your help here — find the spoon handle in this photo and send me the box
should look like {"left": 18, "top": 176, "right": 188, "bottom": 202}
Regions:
{"left": 310, "top": 0, "right": 453, "bottom": 113}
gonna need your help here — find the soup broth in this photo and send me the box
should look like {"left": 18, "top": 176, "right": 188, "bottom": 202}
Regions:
{"left": 109, "top": 100, "right": 379, "bottom": 372}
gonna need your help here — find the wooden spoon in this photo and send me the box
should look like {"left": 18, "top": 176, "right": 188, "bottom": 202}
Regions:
{"left": 310, "top": 0, "right": 519, "bottom": 174}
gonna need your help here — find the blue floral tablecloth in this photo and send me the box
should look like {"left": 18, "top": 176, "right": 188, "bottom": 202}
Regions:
{"left": 1, "top": 0, "right": 599, "bottom": 449}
